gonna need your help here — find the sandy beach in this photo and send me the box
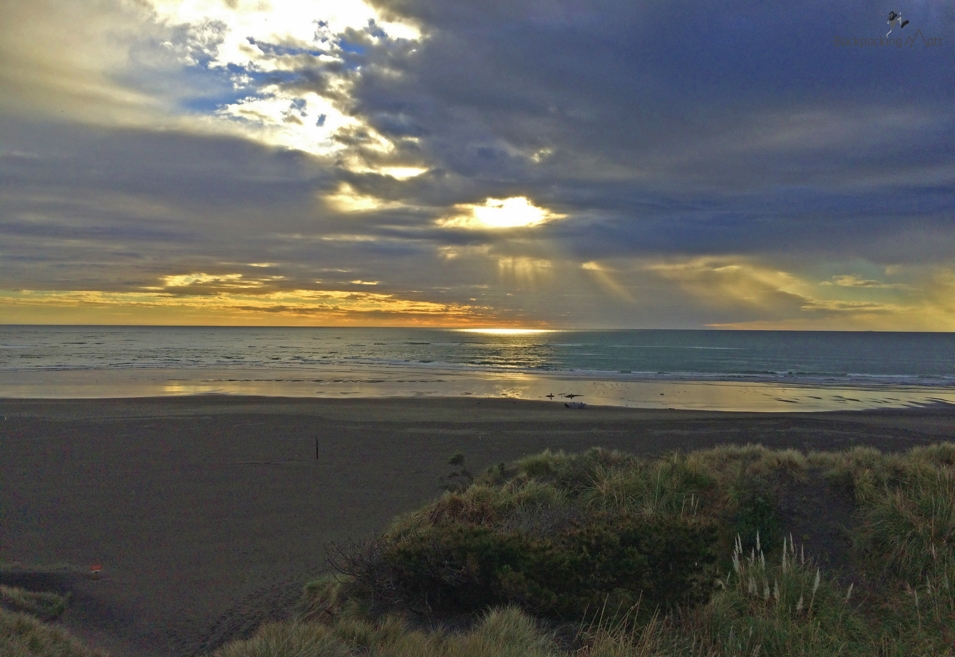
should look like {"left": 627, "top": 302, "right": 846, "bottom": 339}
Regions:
{"left": 3, "top": 396, "right": 954, "bottom": 656}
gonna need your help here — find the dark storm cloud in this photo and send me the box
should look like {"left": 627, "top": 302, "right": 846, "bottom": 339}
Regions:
{"left": 0, "top": 116, "right": 339, "bottom": 290}
{"left": 0, "top": 119, "right": 328, "bottom": 207}
{"left": 331, "top": 0, "right": 955, "bottom": 261}
{"left": 0, "top": 113, "right": 474, "bottom": 298}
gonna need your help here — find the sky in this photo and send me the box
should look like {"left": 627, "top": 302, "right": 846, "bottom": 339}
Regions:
{"left": 1, "top": 0, "right": 953, "bottom": 329}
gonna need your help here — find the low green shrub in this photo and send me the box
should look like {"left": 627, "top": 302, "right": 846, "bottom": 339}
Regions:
{"left": 335, "top": 512, "right": 717, "bottom": 622}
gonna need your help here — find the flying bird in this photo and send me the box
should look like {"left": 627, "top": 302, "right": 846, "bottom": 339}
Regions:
{"left": 562, "top": 393, "right": 583, "bottom": 399}
{"left": 886, "top": 11, "right": 910, "bottom": 37}
{"left": 546, "top": 393, "right": 555, "bottom": 399}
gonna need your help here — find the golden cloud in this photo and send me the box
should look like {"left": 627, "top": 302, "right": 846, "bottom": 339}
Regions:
{"left": 645, "top": 257, "right": 955, "bottom": 330}
{"left": 323, "top": 183, "right": 404, "bottom": 213}
{"left": 0, "top": 287, "right": 493, "bottom": 327}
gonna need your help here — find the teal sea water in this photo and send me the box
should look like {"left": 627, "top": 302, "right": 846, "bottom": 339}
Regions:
{"left": 2, "top": 326, "right": 954, "bottom": 411}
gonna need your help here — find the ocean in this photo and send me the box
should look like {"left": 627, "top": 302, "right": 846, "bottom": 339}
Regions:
{"left": 2, "top": 326, "right": 954, "bottom": 411}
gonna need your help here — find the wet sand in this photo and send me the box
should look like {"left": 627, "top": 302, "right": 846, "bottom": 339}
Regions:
{"left": 2, "top": 396, "right": 954, "bottom": 656}
{"left": 6, "top": 366, "right": 955, "bottom": 412}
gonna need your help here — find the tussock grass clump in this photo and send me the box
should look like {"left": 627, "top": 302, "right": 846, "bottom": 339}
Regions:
{"left": 689, "top": 533, "right": 868, "bottom": 656}
{"left": 0, "top": 586, "right": 70, "bottom": 622}
{"left": 498, "top": 448, "right": 636, "bottom": 494}
{"left": 583, "top": 451, "right": 716, "bottom": 518}
{"left": 212, "top": 606, "right": 560, "bottom": 657}
{"left": 857, "top": 466, "right": 955, "bottom": 582}
{"left": 0, "top": 608, "right": 107, "bottom": 657}
{"left": 811, "top": 444, "right": 954, "bottom": 611}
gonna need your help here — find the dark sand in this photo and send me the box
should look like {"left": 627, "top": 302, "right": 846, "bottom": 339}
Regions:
{"left": 2, "top": 396, "right": 954, "bottom": 656}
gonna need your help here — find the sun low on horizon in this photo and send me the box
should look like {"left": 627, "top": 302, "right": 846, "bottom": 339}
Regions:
{"left": 1, "top": 0, "right": 953, "bottom": 330}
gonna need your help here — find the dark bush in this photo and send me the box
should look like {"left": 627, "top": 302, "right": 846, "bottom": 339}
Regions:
{"left": 333, "top": 512, "right": 718, "bottom": 622}
{"left": 438, "top": 452, "right": 474, "bottom": 492}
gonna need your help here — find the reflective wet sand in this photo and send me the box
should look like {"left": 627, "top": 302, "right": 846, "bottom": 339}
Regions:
{"left": 3, "top": 364, "right": 954, "bottom": 411}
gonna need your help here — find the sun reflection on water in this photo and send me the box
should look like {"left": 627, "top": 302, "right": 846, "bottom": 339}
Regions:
{"left": 457, "top": 328, "right": 554, "bottom": 335}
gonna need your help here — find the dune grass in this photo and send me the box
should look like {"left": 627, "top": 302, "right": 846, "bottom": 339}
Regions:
{"left": 0, "top": 587, "right": 70, "bottom": 622}
{"left": 0, "top": 566, "right": 103, "bottom": 656}
{"left": 212, "top": 607, "right": 561, "bottom": 657}
{"left": 7, "top": 443, "right": 953, "bottom": 657}
{"left": 0, "top": 608, "right": 107, "bottom": 657}
{"left": 259, "top": 442, "right": 954, "bottom": 657}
